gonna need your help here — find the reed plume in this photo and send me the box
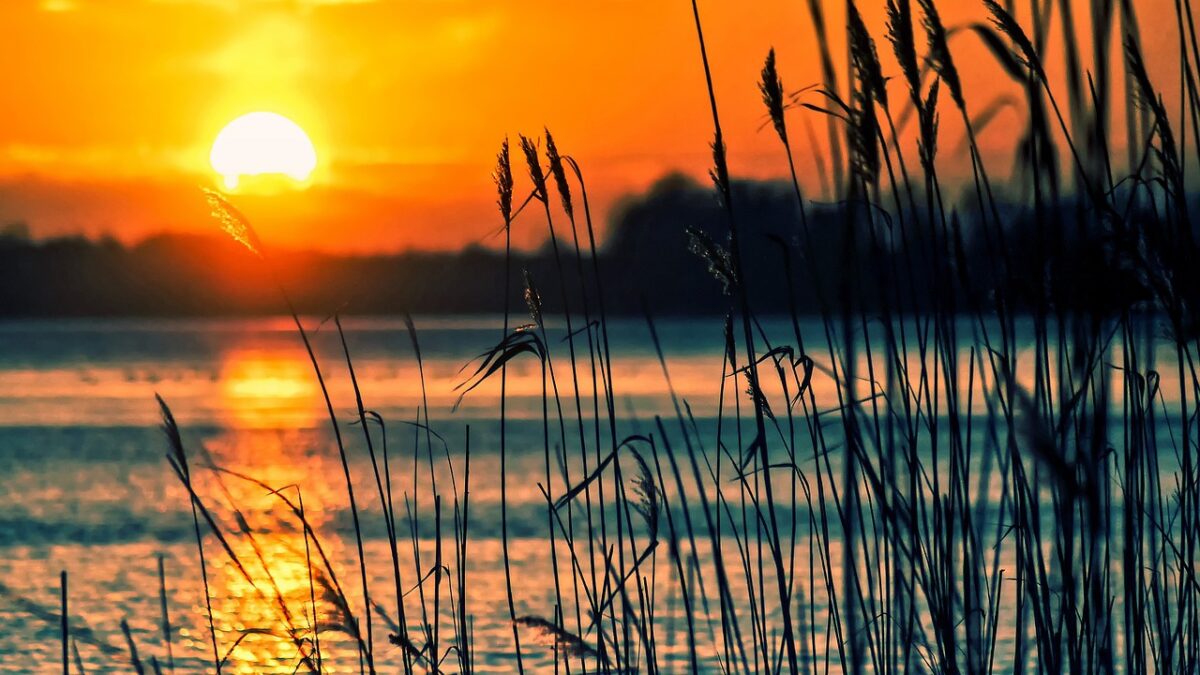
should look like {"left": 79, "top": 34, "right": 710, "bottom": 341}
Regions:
{"left": 759, "top": 48, "right": 788, "bottom": 144}
{"left": 886, "top": 0, "right": 921, "bottom": 106}
{"left": 513, "top": 616, "right": 603, "bottom": 662}
{"left": 918, "top": 0, "right": 964, "bottom": 109}
{"left": 203, "top": 189, "right": 262, "bottom": 257}
{"left": 519, "top": 134, "right": 548, "bottom": 204}
{"left": 544, "top": 129, "right": 574, "bottom": 220}
{"left": 847, "top": 0, "right": 887, "bottom": 107}
{"left": 494, "top": 140, "right": 514, "bottom": 227}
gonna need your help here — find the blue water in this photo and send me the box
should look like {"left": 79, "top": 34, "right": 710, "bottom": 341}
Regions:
{"left": 0, "top": 316, "right": 744, "bottom": 672}
{"left": 0, "top": 315, "right": 1183, "bottom": 672}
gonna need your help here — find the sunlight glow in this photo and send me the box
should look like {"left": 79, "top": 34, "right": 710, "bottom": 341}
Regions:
{"left": 210, "top": 112, "right": 317, "bottom": 190}
{"left": 220, "top": 349, "right": 321, "bottom": 428}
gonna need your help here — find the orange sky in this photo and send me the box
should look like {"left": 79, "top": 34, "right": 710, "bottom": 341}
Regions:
{"left": 0, "top": 0, "right": 1189, "bottom": 252}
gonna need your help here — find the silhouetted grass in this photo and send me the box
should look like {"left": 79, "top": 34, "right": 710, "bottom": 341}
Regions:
{"left": 22, "top": 0, "right": 1200, "bottom": 672}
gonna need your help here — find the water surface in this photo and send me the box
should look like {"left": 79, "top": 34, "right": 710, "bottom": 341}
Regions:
{"left": 0, "top": 316, "right": 1184, "bottom": 672}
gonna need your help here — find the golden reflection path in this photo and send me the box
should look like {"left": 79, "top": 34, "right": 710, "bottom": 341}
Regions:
{"left": 200, "top": 348, "right": 360, "bottom": 672}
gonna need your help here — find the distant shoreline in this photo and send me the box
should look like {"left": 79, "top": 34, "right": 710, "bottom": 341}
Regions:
{"left": 0, "top": 174, "right": 1157, "bottom": 319}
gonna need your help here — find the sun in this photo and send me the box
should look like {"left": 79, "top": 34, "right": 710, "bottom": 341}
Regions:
{"left": 210, "top": 112, "right": 317, "bottom": 190}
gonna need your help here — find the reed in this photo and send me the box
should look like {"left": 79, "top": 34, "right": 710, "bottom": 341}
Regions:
{"left": 40, "top": 0, "right": 1196, "bottom": 672}
{"left": 60, "top": 571, "right": 67, "bottom": 675}
{"left": 119, "top": 619, "right": 144, "bottom": 675}
{"left": 156, "top": 556, "right": 173, "bottom": 674}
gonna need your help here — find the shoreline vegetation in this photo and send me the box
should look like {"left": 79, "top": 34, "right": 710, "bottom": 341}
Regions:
{"left": 0, "top": 183, "right": 1156, "bottom": 318}
{"left": 24, "top": 0, "right": 1200, "bottom": 672}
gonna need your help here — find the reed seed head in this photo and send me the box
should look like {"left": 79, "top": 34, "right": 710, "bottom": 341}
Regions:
{"left": 544, "top": 128, "right": 574, "bottom": 220}
{"left": 886, "top": 0, "right": 921, "bottom": 105}
{"left": 687, "top": 225, "right": 736, "bottom": 294}
{"left": 519, "top": 134, "right": 548, "bottom": 204}
{"left": 523, "top": 268, "right": 544, "bottom": 328}
{"left": 513, "top": 616, "right": 603, "bottom": 661}
{"left": 493, "top": 139, "right": 514, "bottom": 225}
{"left": 204, "top": 189, "right": 263, "bottom": 257}
{"left": 709, "top": 131, "right": 732, "bottom": 203}
{"left": 918, "top": 78, "right": 941, "bottom": 169}
{"left": 759, "top": 48, "right": 789, "bottom": 144}
{"left": 917, "top": 0, "right": 964, "bottom": 109}
{"left": 847, "top": 0, "right": 887, "bottom": 108}
{"left": 984, "top": 0, "right": 1038, "bottom": 73}
{"left": 630, "top": 451, "right": 659, "bottom": 542}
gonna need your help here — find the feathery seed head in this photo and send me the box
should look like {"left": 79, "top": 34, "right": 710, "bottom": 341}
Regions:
{"left": 918, "top": 78, "right": 941, "bottom": 170}
{"left": 513, "top": 616, "right": 603, "bottom": 661}
{"left": 519, "top": 134, "right": 548, "bottom": 204}
{"left": 710, "top": 131, "right": 731, "bottom": 202}
{"left": 544, "top": 129, "right": 574, "bottom": 220}
{"left": 984, "top": 0, "right": 1038, "bottom": 72}
{"left": 687, "top": 225, "right": 736, "bottom": 294}
{"left": 523, "top": 268, "right": 544, "bottom": 328}
{"left": 886, "top": 0, "right": 921, "bottom": 105}
{"left": 918, "top": 0, "right": 964, "bottom": 109}
{"left": 629, "top": 451, "right": 660, "bottom": 541}
{"left": 204, "top": 189, "right": 263, "bottom": 257}
{"left": 847, "top": 0, "right": 888, "bottom": 108}
{"left": 494, "top": 139, "right": 514, "bottom": 225}
{"left": 759, "top": 48, "right": 789, "bottom": 144}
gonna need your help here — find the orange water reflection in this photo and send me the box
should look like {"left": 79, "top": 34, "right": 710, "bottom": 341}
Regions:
{"left": 198, "top": 426, "right": 364, "bottom": 673}
{"left": 204, "top": 348, "right": 362, "bottom": 671}
{"left": 220, "top": 349, "right": 323, "bottom": 429}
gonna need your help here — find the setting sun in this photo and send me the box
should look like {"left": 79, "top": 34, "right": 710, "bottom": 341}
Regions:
{"left": 210, "top": 111, "right": 316, "bottom": 190}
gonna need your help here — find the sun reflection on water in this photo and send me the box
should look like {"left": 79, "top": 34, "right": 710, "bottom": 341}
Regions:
{"left": 197, "top": 426, "right": 367, "bottom": 673}
{"left": 205, "top": 349, "right": 364, "bottom": 671}
{"left": 220, "top": 349, "right": 322, "bottom": 429}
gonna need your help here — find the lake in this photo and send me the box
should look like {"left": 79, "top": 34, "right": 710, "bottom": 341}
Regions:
{"left": 0, "top": 315, "right": 1187, "bottom": 672}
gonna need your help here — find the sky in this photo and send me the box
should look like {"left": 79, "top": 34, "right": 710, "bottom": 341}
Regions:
{"left": 0, "top": 0, "right": 1189, "bottom": 252}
